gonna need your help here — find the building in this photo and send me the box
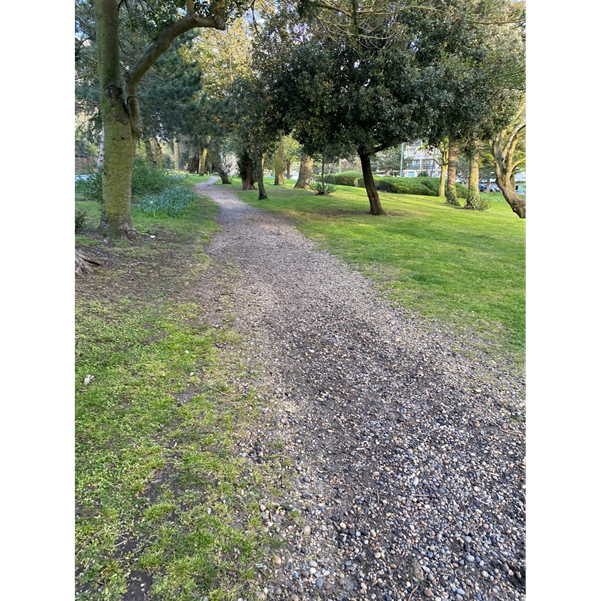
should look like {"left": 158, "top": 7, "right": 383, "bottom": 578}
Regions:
{"left": 401, "top": 143, "right": 442, "bottom": 178}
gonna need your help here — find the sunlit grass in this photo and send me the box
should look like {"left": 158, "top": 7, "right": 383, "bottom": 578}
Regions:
{"left": 232, "top": 178, "right": 525, "bottom": 366}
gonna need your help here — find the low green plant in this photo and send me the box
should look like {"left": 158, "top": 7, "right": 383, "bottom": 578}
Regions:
{"left": 464, "top": 188, "right": 491, "bottom": 211}
{"left": 137, "top": 185, "right": 198, "bottom": 217}
{"left": 75, "top": 207, "right": 88, "bottom": 233}
{"left": 311, "top": 180, "right": 337, "bottom": 195}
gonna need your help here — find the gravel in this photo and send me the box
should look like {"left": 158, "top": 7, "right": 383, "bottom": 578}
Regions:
{"left": 195, "top": 180, "right": 526, "bottom": 601}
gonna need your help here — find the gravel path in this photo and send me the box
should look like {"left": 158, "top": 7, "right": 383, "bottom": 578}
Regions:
{"left": 195, "top": 179, "right": 526, "bottom": 601}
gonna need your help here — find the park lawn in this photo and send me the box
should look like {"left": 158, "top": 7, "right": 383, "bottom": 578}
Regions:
{"left": 229, "top": 179, "right": 525, "bottom": 367}
{"left": 75, "top": 195, "right": 287, "bottom": 600}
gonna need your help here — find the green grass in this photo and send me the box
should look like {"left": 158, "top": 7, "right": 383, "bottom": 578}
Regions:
{"left": 226, "top": 178, "right": 525, "bottom": 367}
{"left": 75, "top": 194, "right": 285, "bottom": 600}
{"left": 75, "top": 174, "right": 525, "bottom": 595}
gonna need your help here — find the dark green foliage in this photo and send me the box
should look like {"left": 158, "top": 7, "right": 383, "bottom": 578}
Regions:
{"left": 131, "top": 159, "right": 187, "bottom": 196}
{"left": 414, "top": 177, "right": 440, "bottom": 194}
{"left": 75, "top": 170, "right": 103, "bottom": 203}
{"left": 333, "top": 171, "right": 362, "bottom": 186}
{"left": 376, "top": 177, "right": 436, "bottom": 196}
{"left": 75, "top": 207, "right": 88, "bottom": 232}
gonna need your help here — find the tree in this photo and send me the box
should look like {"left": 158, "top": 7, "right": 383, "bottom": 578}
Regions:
{"left": 273, "top": 135, "right": 286, "bottom": 184}
{"left": 256, "top": 0, "right": 526, "bottom": 215}
{"left": 294, "top": 153, "right": 314, "bottom": 189}
{"left": 255, "top": 10, "right": 430, "bottom": 215}
{"left": 89, "top": 0, "right": 247, "bottom": 239}
{"left": 445, "top": 138, "right": 460, "bottom": 206}
{"left": 490, "top": 101, "right": 526, "bottom": 218}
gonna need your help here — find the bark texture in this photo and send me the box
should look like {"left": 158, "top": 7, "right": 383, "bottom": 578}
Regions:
{"left": 94, "top": 0, "right": 137, "bottom": 239}
{"left": 464, "top": 152, "right": 481, "bottom": 210}
{"left": 294, "top": 155, "right": 314, "bottom": 189}
{"left": 359, "top": 152, "right": 384, "bottom": 215}
{"left": 257, "top": 154, "right": 268, "bottom": 200}
{"left": 445, "top": 138, "right": 460, "bottom": 206}
{"left": 274, "top": 136, "right": 285, "bottom": 185}
{"left": 437, "top": 143, "right": 449, "bottom": 197}
{"left": 490, "top": 108, "right": 526, "bottom": 219}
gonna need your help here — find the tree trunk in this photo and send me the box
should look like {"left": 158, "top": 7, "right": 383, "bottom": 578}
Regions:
{"left": 496, "top": 174, "right": 525, "bottom": 218}
{"left": 206, "top": 145, "right": 230, "bottom": 184}
{"left": 294, "top": 154, "right": 313, "bottom": 189}
{"left": 274, "top": 135, "right": 285, "bottom": 185}
{"left": 144, "top": 139, "right": 155, "bottom": 165}
{"left": 97, "top": 127, "right": 105, "bottom": 168}
{"left": 489, "top": 103, "right": 526, "bottom": 218}
{"left": 187, "top": 154, "right": 200, "bottom": 173}
{"left": 94, "top": 0, "right": 137, "bottom": 239}
{"left": 464, "top": 152, "right": 480, "bottom": 210}
{"left": 445, "top": 138, "right": 460, "bottom": 206}
{"left": 359, "top": 152, "right": 384, "bottom": 215}
{"left": 240, "top": 152, "right": 256, "bottom": 190}
{"left": 321, "top": 158, "right": 325, "bottom": 192}
{"left": 286, "top": 160, "right": 291, "bottom": 180}
{"left": 173, "top": 139, "right": 180, "bottom": 171}
{"left": 198, "top": 136, "right": 211, "bottom": 175}
{"left": 154, "top": 138, "right": 163, "bottom": 169}
{"left": 437, "top": 142, "right": 449, "bottom": 197}
{"left": 257, "top": 154, "right": 268, "bottom": 199}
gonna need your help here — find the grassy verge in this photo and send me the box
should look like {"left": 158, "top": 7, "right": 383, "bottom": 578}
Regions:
{"left": 75, "top": 194, "right": 285, "bottom": 600}
{"left": 223, "top": 178, "right": 525, "bottom": 367}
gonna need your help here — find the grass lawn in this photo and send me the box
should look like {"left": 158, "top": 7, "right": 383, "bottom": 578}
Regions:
{"left": 75, "top": 187, "right": 289, "bottom": 600}
{"left": 225, "top": 178, "right": 525, "bottom": 368}
{"left": 74, "top": 172, "right": 524, "bottom": 596}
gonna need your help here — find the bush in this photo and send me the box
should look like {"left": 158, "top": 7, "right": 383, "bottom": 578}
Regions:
{"left": 75, "top": 208, "right": 88, "bottom": 233}
{"left": 75, "top": 170, "right": 103, "bottom": 203}
{"left": 311, "top": 180, "right": 337, "bottom": 195}
{"left": 334, "top": 171, "right": 362, "bottom": 186}
{"left": 376, "top": 177, "right": 436, "bottom": 196}
{"left": 136, "top": 185, "right": 198, "bottom": 217}
{"left": 131, "top": 159, "right": 186, "bottom": 196}
{"left": 414, "top": 177, "right": 441, "bottom": 195}
{"left": 322, "top": 171, "right": 362, "bottom": 186}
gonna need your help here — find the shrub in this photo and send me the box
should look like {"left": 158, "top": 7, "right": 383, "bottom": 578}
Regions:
{"left": 334, "top": 171, "right": 362, "bottom": 186}
{"left": 311, "top": 180, "right": 337, "bottom": 195}
{"left": 464, "top": 187, "right": 491, "bottom": 211}
{"left": 376, "top": 177, "right": 436, "bottom": 196}
{"left": 131, "top": 159, "right": 186, "bottom": 196}
{"left": 75, "top": 169, "right": 103, "bottom": 203}
{"left": 137, "top": 185, "right": 198, "bottom": 217}
{"left": 414, "top": 177, "right": 441, "bottom": 195}
{"left": 75, "top": 208, "right": 88, "bottom": 233}
{"left": 455, "top": 182, "right": 469, "bottom": 199}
